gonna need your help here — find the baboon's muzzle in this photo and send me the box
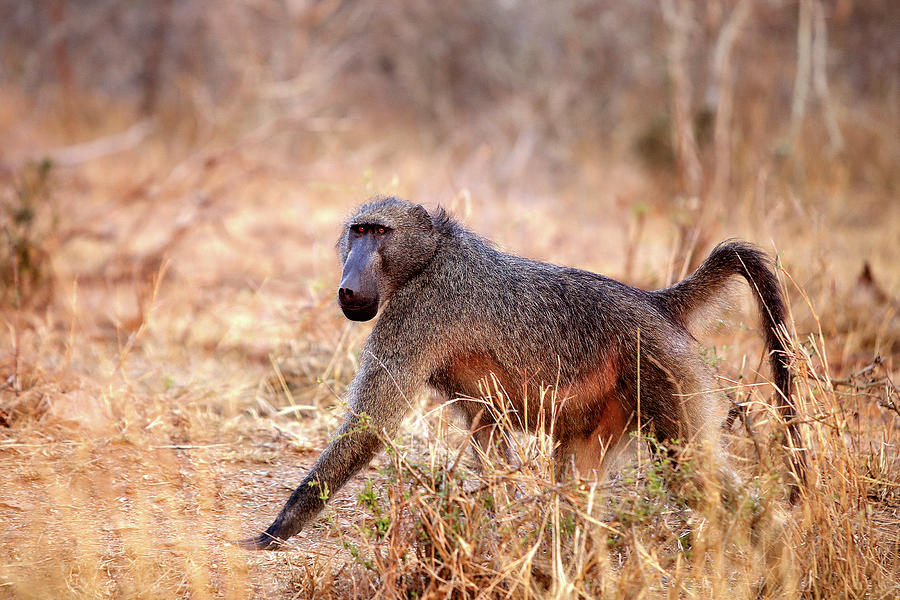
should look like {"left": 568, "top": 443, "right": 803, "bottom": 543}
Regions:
{"left": 338, "top": 237, "right": 380, "bottom": 321}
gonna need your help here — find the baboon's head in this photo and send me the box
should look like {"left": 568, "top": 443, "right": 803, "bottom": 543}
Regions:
{"left": 336, "top": 197, "right": 440, "bottom": 321}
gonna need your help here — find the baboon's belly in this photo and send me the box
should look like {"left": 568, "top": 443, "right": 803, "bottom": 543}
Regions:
{"left": 429, "top": 350, "right": 628, "bottom": 435}
{"left": 429, "top": 352, "right": 515, "bottom": 401}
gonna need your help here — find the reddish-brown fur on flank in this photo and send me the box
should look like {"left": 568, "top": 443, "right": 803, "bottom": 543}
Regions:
{"left": 590, "top": 398, "right": 628, "bottom": 449}
{"left": 440, "top": 350, "right": 627, "bottom": 449}
{"left": 443, "top": 350, "right": 630, "bottom": 476}
{"left": 437, "top": 353, "right": 515, "bottom": 411}
{"left": 447, "top": 353, "right": 509, "bottom": 390}
{"left": 571, "top": 398, "right": 628, "bottom": 473}
{"left": 561, "top": 352, "right": 620, "bottom": 409}
{"left": 554, "top": 352, "right": 629, "bottom": 474}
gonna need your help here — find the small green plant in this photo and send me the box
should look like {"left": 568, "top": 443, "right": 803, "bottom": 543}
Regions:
{"left": 700, "top": 345, "right": 724, "bottom": 368}
{"left": 357, "top": 479, "right": 390, "bottom": 540}
{"left": 308, "top": 479, "right": 330, "bottom": 503}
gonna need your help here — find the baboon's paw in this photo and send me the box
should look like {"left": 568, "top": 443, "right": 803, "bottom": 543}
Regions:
{"left": 233, "top": 533, "right": 288, "bottom": 551}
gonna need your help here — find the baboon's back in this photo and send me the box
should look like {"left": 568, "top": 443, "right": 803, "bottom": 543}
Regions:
{"left": 405, "top": 222, "right": 706, "bottom": 438}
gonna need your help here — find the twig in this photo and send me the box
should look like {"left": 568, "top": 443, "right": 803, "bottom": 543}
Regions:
{"left": 113, "top": 258, "right": 169, "bottom": 377}
{"left": 789, "top": 0, "right": 813, "bottom": 146}
{"left": 661, "top": 0, "right": 703, "bottom": 199}
{"left": 811, "top": 0, "right": 844, "bottom": 154}
{"left": 709, "top": 0, "right": 752, "bottom": 203}
{"left": 18, "top": 119, "right": 155, "bottom": 168}
{"left": 0, "top": 374, "right": 16, "bottom": 393}
{"left": 728, "top": 396, "right": 764, "bottom": 464}
{"left": 3, "top": 227, "right": 22, "bottom": 394}
{"left": 151, "top": 444, "right": 230, "bottom": 450}
{"left": 828, "top": 356, "right": 883, "bottom": 387}
{"left": 3, "top": 226, "right": 21, "bottom": 309}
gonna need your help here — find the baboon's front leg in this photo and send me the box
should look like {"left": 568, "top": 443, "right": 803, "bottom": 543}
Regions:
{"left": 239, "top": 340, "right": 432, "bottom": 550}
{"left": 239, "top": 415, "right": 382, "bottom": 550}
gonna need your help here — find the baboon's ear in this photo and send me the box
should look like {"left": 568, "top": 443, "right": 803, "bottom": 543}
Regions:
{"left": 409, "top": 204, "right": 434, "bottom": 231}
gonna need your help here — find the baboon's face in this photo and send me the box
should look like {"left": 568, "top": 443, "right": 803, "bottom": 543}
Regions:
{"left": 337, "top": 199, "right": 439, "bottom": 322}
{"left": 338, "top": 222, "right": 389, "bottom": 321}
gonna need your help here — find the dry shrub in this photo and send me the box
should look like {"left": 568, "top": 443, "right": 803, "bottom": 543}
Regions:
{"left": 1, "top": 160, "right": 58, "bottom": 311}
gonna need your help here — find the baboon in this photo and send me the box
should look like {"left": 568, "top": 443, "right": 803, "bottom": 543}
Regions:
{"left": 240, "top": 196, "right": 803, "bottom": 550}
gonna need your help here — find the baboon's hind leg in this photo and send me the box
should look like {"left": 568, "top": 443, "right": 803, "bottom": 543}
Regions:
{"left": 647, "top": 363, "right": 741, "bottom": 501}
{"left": 554, "top": 396, "right": 629, "bottom": 481}
{"left": 456, "top": 402, "right": 516, "bottom": 471}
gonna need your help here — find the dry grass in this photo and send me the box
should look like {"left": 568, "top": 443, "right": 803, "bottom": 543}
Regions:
{"left": 1, "top": 122, "right": 897, "bottom": 598}
{"left": 2, "top": 2, "right": 899, "bottom": 597}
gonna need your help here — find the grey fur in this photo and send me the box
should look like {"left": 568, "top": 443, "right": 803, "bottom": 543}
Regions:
{"left": 239, "top": 197, "right": 802, "bottom": 550}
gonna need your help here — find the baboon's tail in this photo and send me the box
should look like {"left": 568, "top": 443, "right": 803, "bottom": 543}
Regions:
{"left": 654, "top": 240, "right": 805, "bottom": 500}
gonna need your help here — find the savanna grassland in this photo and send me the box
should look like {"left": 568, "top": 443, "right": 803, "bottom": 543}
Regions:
{"left": 1, "top": 2, "right": 898, "bottom": 598}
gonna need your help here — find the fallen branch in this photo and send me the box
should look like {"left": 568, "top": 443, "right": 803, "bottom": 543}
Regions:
{"left": 15, "top": 119, "right": 155, "bottom": 168}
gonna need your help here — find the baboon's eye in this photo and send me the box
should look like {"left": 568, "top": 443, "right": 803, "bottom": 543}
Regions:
{"left": 376, "top": 226, "right": 386, "bottom": 235}
{"left": 355, "top": 225, "right": 366, "bottom": 234}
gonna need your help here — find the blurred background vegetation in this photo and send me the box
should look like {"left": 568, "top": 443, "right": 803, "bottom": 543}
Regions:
{"left": 1, "top": 0, "right": 897, "bottom": 309}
